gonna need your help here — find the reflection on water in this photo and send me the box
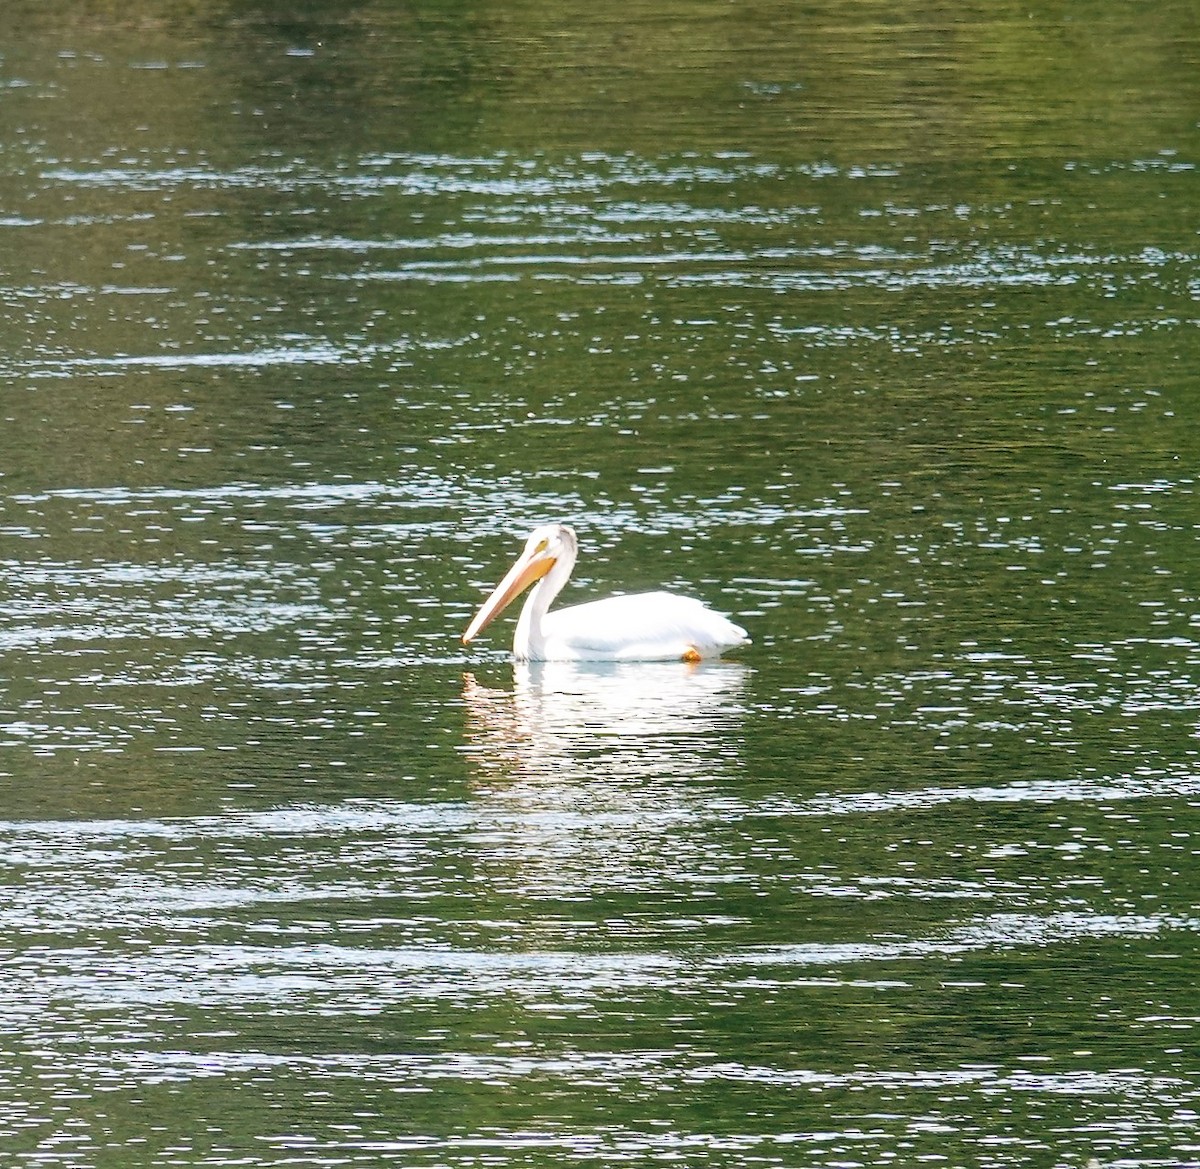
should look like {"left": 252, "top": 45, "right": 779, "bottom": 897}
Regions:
{"left": 458, "top": 662, "right": 750, "bottom": 914}
{"left": 462, "top": 660, "right": 748, "bottom": 780}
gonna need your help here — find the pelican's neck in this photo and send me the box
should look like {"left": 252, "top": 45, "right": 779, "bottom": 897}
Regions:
{"left": 514, "top": 547, "right": 575, "bottom": 660}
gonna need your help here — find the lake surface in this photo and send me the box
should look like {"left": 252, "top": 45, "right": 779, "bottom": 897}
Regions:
{"left": 1, "top": 1, "right": 1198, "bottom": 1165}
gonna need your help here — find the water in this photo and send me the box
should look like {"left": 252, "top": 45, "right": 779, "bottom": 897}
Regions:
{"left": 1, "top": 1, "right": 1199, "bottom": 1165}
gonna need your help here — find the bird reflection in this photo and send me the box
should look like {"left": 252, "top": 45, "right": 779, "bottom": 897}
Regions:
{"left": 459, "top": 661, "right": 751, "bottom": 945}
{"left": 460, "top": 660, "right": 749, "bottom": 788}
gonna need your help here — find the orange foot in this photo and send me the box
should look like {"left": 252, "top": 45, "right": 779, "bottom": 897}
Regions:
{"left": 681, "top": 646, "right": 702, "bottom": 663}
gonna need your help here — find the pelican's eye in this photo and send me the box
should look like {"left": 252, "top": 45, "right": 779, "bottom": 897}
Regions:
{"left": 533, "top": 538, "right": 550, "bottom": 554}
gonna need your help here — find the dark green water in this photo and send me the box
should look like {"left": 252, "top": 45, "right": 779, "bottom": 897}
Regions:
{"left": 1, "top": 2, "right": 1198, "bottom": 1165}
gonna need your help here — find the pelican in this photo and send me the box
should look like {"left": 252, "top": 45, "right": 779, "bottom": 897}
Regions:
{"left": 461, "top": 523, "right": 749, "bottom": 662}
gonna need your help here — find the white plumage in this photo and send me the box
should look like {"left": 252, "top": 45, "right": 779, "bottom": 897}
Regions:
{"left": 462, "top": 523, "right": 749, "bottom": 662}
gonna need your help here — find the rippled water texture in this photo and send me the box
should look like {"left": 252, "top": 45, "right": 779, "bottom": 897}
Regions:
{"left": 1, "top": 1, "right": 1198, "bottom": 1166}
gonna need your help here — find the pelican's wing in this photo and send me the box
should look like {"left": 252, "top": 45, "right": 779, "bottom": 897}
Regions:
{"left": 541, "top": 591, "right": 749, "bottom": 661}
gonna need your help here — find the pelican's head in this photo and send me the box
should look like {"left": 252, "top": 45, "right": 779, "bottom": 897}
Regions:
{"left": 462, "top": 523, "right": 578, "bottom": 644}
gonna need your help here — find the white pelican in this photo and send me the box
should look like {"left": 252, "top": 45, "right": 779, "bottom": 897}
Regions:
{"left": 461, "top": 523, "right": 750, "bottom": 662}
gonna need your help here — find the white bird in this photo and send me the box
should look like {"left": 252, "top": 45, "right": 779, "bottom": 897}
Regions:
{"left": 461, "top": 523, "right": 750, "bottom": 662}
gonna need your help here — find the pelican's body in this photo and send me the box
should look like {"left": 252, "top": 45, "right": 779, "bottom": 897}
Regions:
{"left": 462, "top": 523, "right": 749, "bottom": 662}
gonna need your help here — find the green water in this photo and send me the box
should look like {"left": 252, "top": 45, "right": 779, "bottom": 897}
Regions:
{"left": 0, "top": 1, "right": 1198, "bottom": 1165}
